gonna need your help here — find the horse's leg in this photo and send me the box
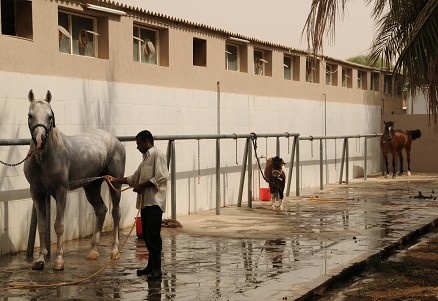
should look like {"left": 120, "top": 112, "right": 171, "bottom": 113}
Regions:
{"left": 383, "top": 154, "right": 390, "bottom": 178}
{"left": 31, "top": 189, "right": 48, "bottom": 270}
{"left": 53, "top": 189, "right": 67, "bottom": 270}
{"left": 398, "top": 151, "right": 404, "bottom": 176}
{"left": 84, "top": 182, "right": 108, "bottom": 260}
{"left": 391, "top": 152, "right": 396, "bottom": 178}
{"left": 109, "top": 183, "right": 122, "bottom": 259}
{"left": 406, "top": 146, "right": 412, "bottom": 176}
{"left": 270, "top": 186, "right": 275, "bottom": 210}
{"left": 279, "top": 188, "right": 284, "bottom": 211}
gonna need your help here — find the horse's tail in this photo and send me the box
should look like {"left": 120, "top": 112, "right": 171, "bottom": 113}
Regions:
{"left": 408, "top": 129, "right": 422, "bottom": 140}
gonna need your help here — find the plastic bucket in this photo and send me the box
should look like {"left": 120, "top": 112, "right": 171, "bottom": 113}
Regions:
{"left": 259, "top": 188, "right": 271, "bottom": 201}
{"left": 135, "top": 217, "right": 143, "bottom": 238}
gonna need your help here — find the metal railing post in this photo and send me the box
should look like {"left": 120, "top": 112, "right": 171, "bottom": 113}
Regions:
{"left": 237, "top": 139, "right": 249, "bottom": 207}
{"left": 320, "top": 139, "right": 323, "bottom": 190}
{"left": 339, "top": 138, "right": 347, "bottom": 184}
{"left": 364, "top": 137, "right": 368, "bottom": 180}
{"left": 286, "top": 136, "right": 296, "bottom": 197}
{"left": 166, "top": 140, "right": 172, "bottom": 169}
{"left": 170, "top": 140, "right": 176, "bottom": 220}
{"left": 248, "top": 137, "right": 253, "bottom": 208}
{"left": 346, "top": 138, "right": 349, "bottom": 184}
{"left": 276, "top": 137, "right": 280, "bottom": 157}
{"left": 216, "top": 138, "right": 221, "bottom": 215}
{"left": 295, "top": 136, "right": 300, "bottom": 196}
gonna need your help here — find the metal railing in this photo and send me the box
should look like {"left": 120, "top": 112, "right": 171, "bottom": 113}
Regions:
{"left": 1, "top": 132, "right": 381, "bottom": 256}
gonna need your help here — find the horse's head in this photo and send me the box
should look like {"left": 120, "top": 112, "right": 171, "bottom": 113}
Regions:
{"left": 383, "top": 120, "right": 395, "bottom": 143}
{"left": 28, "top": 90, "right": 56, "bottom": 150}
{"left": 270, "top": 156, "right": 285, "bottom": 181}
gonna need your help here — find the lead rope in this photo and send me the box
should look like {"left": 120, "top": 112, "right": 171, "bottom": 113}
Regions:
{"left": 0, "top": 151, "right": 34, "bottom": 167}
{"left": 2, "top": 179, "right": 138, "bottom": 291}
{"left": 250, "top": 133, "right": 270, "bottom": 183}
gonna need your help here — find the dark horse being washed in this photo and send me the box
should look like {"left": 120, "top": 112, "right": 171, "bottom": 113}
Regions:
{"left": 24, "top": 90, "right": 126, "bottom": 270}
{"left": 264, "top": 156, "right": 286, "bottom": 210}
{"left": 380, "top": 120, "right": 421, "bottom": 178}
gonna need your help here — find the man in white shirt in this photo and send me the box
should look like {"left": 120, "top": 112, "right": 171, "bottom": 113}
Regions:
{"left": 103, "top": 130, "right": 169, "bottom": 280}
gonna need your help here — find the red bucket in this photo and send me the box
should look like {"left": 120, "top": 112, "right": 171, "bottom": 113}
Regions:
{"left": 259, "top": 188, "right": 271, "bottom": 201}
{"left": 135, "top": 217, "right": 143, "bottom": 238}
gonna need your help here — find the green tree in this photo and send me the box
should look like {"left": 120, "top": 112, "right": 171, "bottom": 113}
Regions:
{"left": 346, "top": 55, "right": 386, "bottom": 68}
{"left": 304, "top": 0, "right": 438, "bottom": 128}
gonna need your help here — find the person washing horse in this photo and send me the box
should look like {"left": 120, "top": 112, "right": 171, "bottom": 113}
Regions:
{"left": 103, "top": 130, "right": 169, "bottom": 280}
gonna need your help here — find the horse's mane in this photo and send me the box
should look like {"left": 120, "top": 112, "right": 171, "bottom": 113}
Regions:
{"left": 50, "top": 127, "right": 67, "bottom": 151}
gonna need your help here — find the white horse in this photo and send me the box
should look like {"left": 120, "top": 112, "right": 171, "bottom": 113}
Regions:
{"left": 24, "top": 90, "right": 126, "bottom": 270}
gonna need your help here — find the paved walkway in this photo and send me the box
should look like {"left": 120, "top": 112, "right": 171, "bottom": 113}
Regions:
{"left": 1, "top": 173, "right": 438, "bottom": 300}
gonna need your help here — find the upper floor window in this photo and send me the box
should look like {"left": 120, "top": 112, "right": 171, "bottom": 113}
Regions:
{"left": 133, "top": 26, "right": 158, "bottom": 65}
{"left": 384, "top": 74, "right": 393, "bottom": 94}
{"left": 306, "top": 58, "right": 320, "bottom": 83}
{"left": 254, "top": 49, "right": 266, "bottom": 75}
{"left": 193, "top": 38, "right": 206, "bottom": 67}
{"left": 325, "top": 63, "right": 338, "bottom": 86}
{"left": 284, "top": 56, "right": 292, "bottom": 80}
{"left": 371, "top": 72, "right": 380, "bottom": 91}
{"left": 226, "top": 44, "right": 239, "bottom": 71}
{"left": 341, "top": 67, "right": 352, "bottom": 88}
{"left": 357, "top": 70, "right": 367, "bottom": 90}
{"left": 1, "top": 0, "right": 33, "bottom": 39}
{"left": 58, "top": 11, "right": 97, "bottom": 57}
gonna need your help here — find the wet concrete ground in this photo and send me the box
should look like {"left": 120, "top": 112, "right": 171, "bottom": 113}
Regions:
{"left": 1, "top": 173, "right": 438, "bottom": 300}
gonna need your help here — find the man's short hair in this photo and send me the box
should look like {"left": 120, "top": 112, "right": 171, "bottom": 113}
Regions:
{"left": 136, "top": 130, "right": 154, "bottom": 144}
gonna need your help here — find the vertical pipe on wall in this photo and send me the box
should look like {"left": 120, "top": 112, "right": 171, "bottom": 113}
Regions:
{"left": 217, "top": 81, "right": 220, "bottom": 135}
{"left": 276, "top": 137, "right": 280, "bottom": 156}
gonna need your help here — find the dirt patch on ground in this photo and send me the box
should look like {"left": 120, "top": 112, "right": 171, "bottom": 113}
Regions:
{"left": 316, "top": 231, "right": 438, "bottom": 301}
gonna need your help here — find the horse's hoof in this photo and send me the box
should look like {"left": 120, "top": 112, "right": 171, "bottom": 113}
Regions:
{"left": 32, "top": 261, "right": 44, "bottom": 270}
{"left": 111, "top": 250, "right": 120, "bottom": 260}
{"left": 86, "top": 250, "right": 100, "bottom": 260}
{"left": 280, "top": 205, "right": 284, "bottom": 211}
{"left": 408, "top": 171, "right": 411, "bottom": 176}
{"left": 398, "top": 172, "right": 403, "bottom": 176}
{"left": 53, "top": 260, "right": 64, "bottom": 271}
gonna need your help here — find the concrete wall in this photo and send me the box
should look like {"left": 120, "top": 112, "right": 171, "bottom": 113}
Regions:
{"left": 0, "top": 0, "right": 386, "bottom": 255}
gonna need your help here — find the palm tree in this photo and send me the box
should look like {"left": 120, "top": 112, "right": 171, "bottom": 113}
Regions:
{"left": 304, "top": 0, "right": 438, "bottom": 128}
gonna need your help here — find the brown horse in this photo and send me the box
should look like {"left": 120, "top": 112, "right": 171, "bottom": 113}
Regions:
{"left": 380, "top": 121, "right": 421, "bottom": 178}
{"left": 264, "top": 156, "right": 286, "bottom": 210}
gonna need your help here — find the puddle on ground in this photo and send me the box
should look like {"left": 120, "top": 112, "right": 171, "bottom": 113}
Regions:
{"left": 1, "top": 178, "right": 438, "bottom": 300}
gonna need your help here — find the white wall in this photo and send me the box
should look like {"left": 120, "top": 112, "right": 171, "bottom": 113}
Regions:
{"left": 0, "top": 71, "right": 382, "bottom": 255}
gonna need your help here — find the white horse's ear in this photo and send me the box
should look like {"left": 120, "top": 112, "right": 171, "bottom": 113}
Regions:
{"left": 46, "top": 90, "right": 52, "bottom": 103}
{"left": 28, "top": 90, "right": 34, "bottom": 102}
